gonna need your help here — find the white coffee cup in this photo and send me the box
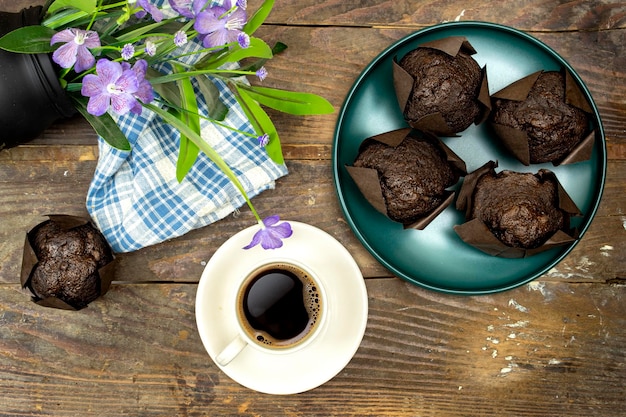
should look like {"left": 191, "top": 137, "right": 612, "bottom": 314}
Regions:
{"left": 196, "top": 221, "right": 368, "bottom": 395}
{"left": 215, "top": 259, "right": 327, "bottom": 366}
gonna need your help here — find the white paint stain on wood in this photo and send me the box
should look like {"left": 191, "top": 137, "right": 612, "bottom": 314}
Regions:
{"left": 600, "top": 245, "right": 613, "bottom": 257}
{"left": 508, "top": 299, "right": 529, "bottom": 313}
{"left": 486, "top": 336, "right": 500, "bottom": 344}
{"left": 527, "top": 281, "right": 554, "bottom": 300}
{"left": 546, "top": 255, "right": 596, "bottom": 279}
{"left": 504, "top": 320, "right": 529, "bottom": 328}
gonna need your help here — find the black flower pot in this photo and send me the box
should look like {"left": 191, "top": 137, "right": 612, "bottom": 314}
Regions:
{"left": 0, "top": 6, "right": 75, "bottom": 149}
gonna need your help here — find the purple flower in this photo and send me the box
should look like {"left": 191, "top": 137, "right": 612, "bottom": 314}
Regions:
{"left": 174, "top": 30, "right": 188, "bottom": 47}
{"left": 243, "top": 216, "right": 293, "bottom": 250}
{"left": 123, "top": 59, "right": 155, "bottom": 115}
{"left": 257, "top": 133, "right": 269, "bottom": 147}
{"left": 81, "top": 59, "right": 139, "bottom": 116}
{"left": 50, "top": 28, "right": 101, "bottom": 73}
{"left": 144, "top": 40, "right": 157, "bottom": 56}
{"left": 121, "top": 43, "right": 135, "bottom": 60}
{"left": 256, "top": 67, "right": 268, "bottom": 81}
{"left": 237, "top": 32, "right": 250, "bottom": 48}
{"left": 194, "top": 0, "right": 248, "bottom": 48}
{"left": 136, "top": 0, "right": 164, "bottom": 22}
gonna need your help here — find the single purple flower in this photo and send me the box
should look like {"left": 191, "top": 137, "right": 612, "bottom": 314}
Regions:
{"left": 243, "top": 216, "right": 293, "bottom": 250}
{"left": 237, "top": 32, "right": 250, "bottom": 48}
{"left": 136, "top": 0, "right": 164, "bottom": 22}
{"left": 256, "top": 66, "right": 268, "bottom": 81}
{"left": 123, "top": 59, "right": 154, "bottom": 115}
{"left": 144, "top": 40, "right": 157, "bottom": 56}
{"left": 121, "top": 43, "right": 135, "bottom": 60}
{"left": 174, "top": 30, "right": 188, "bottom": 47}
{"left": 257, "top": 133, "right": 269, "bottom": 147}
{"left": 194, "top": 0, "right": 248, "bottom": 48}
{"left": 50, "top": 28, "right": 100, "bottom": 73}
{"left": 81, "top": 59, "right": 139, "bottom": 116}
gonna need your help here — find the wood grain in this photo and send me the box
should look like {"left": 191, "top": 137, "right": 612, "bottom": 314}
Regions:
{"left": 5, "top": 0, "right": 626, "bottom": 31}
{"left": 263, "top": 0, "right": 626, "bottom": 31}
{"left": 0, "top": 0, "right": 625, "bottom": 415}
{"left": 1, "top": 280, "right": 624, "bottom": 416}
{"left": 2, "top": 156, "right": 624, "bottom": 284}
{"left": 10, "top": 25, "right": 626, "bottom": 156}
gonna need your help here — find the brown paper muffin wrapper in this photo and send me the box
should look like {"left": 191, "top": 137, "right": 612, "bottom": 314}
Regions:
{"left": 20, "top": 214, "right": 116, "bottom": 310}
{"left": 490, "top": 69, "right": 596, "bottom": 166}
{"left": 346, "top": 128, "right": 466, "bottom": 230}
{"left": 453, "top": 161, "right": 581, "bottom": 258}
{"left": 393, "top": 36, "right": 491, "bottom": 136}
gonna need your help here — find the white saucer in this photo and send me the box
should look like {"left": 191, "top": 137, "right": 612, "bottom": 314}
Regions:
{"left": 195, "top": 221, "right": 368, "bottom": 395}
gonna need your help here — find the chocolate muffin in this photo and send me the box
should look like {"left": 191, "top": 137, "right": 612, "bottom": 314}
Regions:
{"left": 490, "top": 71, "right": 589, "bottom": 163}
{"left": 398, "top": 46, "right": 483, "bottom": 134}
{"left": 353, "top": 131, "right": 461, "bottom": 224}
{"left": 26, "top": 219, "right": 114, "bottom": 309}
{"left": 469, "top": 170, "right": 565, "bottom": 249}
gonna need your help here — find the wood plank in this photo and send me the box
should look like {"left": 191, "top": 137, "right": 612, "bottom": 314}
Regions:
{"left": 26, "top": 27, "right": 626, "bottom": 157}
{"left": 4, "top": 0, "right": 625, "bottom": 31}
{"left": 261, "top": 0, "right": 626, "bottom": 31}
{"left": 0, "top": 280, "right": 624, "bottom": 416}
{"left": 0, "top": 23, "right": 622, "bottom": 156}
{"left": 0, "top": 0, "right": 39, "bottom": 11}
{"left": 2, "top": 156, "right": 624, "bottom": 284}
{"left": 252, "top": 25, "right": 626, "bottom": 151}
{"left": 0, "top": 1, "right": 624, "bottom": 414}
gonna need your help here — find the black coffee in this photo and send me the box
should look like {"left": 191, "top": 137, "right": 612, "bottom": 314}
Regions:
{"left": 239, "top": 263, "right": 321, "bottom": 348}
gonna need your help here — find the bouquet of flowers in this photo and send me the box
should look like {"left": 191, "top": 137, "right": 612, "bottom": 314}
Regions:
{"left": 0, "top": 0, "right": 333, "bottom": 250}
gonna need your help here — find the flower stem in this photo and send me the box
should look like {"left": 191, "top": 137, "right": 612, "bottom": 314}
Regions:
{"left": 148, "top": 69, "right": 255, "bottom": 85}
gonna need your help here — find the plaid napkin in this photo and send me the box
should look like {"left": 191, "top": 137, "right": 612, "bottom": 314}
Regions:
{"left": 86, "top": 74, "right": 288, "bottom": 253}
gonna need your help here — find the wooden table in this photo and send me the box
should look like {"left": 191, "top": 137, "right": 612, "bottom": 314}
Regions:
{"left": 1, "top": 0, "right": 625, "bottom": 415}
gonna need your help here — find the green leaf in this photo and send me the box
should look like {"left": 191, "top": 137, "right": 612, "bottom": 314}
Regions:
{"left": 0, "top": 26, "right": 57, "bottom": 53}
{"left": 148, "top": 68, "right": 229, "bottom": 125}
{"left": 227, "top": 37, "right": 274, "bottom": 62}
{"left": 272, "top": 41, "right": 288, "bottom": 55}
{"left": 147, "top": 68, "right": 182, "bottom": 105}
{"left": 144, "top": 102, "right": 260, "bottom": 219}
{"left": 42, "top": 8, "right": 89, "bottom": 29}
{"left": 196, "top": 37, "right": 273, "bottom": 70}
{"left": 238, "top": 41, "right": 288, "bottom": 73}
{"left": 241, "top": 86, "right": 335, "bottom": 115}
{"left": 72, "top": 96, "right": 131, "bottom": 151}
{"left": 195, "top": 77, "right": 229, "bottom": 121}
{"left": 115, "top": 20, "right": 170, "bottom": 42}
{"left": 175, "top": 67, "right": 202, "bottom": 182}
{"left": 235, "top": 86, "right": 283, "bottom": 165}
{"left": 47, "top": 0, "right": 96, "bottom": 14}
{"left": 244, "top": 0, "right": 275, "bottom": 35}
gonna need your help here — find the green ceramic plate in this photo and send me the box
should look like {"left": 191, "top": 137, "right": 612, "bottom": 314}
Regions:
{"left": 332, "top": 21, "right": 606, "bottom": 294}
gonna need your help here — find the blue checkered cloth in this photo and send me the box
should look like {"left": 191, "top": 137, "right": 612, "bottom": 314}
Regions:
{"left": 86, "top": 72, "right": 288, "bottom": 253}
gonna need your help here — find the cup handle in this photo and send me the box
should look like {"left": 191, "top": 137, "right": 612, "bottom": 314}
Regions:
{"left": 215, "top": 335, "right": 248, "bottom": 366}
